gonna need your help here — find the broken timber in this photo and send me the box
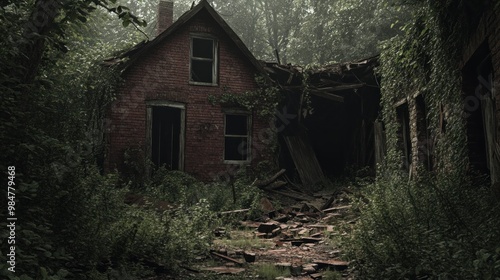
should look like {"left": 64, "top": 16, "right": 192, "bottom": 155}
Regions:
{"left": 210, "top": 251, "right": 244, "bottom": 265}
{"left": 254, "top": 169, "right": 286, "bottom": 188}
{"left": 283, "top": 132, "right": 326, "bottom": 189}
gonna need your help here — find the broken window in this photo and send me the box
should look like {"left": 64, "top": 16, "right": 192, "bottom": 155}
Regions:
{"left": 224, "top": 114, "right": 251, "bottom": 162}
{"left": 190, "top": 36, "right": 217, "bottom": 84}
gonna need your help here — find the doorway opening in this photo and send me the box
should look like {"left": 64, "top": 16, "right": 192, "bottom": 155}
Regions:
{"left": 463, "top": 41, "right": 493, "bottom": 176}
{"left": 148, "top": 104, "right": 185, "bottom": 170}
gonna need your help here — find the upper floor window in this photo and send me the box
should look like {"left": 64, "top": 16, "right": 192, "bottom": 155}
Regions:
{"left": 190, "top": 36, "right": 217, "bottom": 85}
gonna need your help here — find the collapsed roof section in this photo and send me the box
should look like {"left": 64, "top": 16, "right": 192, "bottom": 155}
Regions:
{"left": 265, "top": 56, "right": 381, "bottom": 186}
{"left": 264, "top": 55, "right": 379, "bottom": 104}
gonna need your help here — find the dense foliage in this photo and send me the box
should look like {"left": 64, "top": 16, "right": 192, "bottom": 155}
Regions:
{"left": 5, "top": 0, "right": 497, "bottom": 279}
{"left": 349, "top": 0, "right": 500, "bottom": 278}
{"left": 0, "top": 1, "right": 258, "bottom": 279}
{"left": 118, "top": 0, "right": 411, "bottom": 65}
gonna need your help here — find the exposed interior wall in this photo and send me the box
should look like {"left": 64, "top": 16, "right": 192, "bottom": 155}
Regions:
{"left": 303, "top": 87, "right": 380, "bottom": 177}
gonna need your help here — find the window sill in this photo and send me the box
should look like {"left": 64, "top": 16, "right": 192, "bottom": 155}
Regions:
{"left": 189, "top": 81, "right": 218, "bottom": 87}
{"left": 223, "top": 160, "right": 251, "bottom": 165}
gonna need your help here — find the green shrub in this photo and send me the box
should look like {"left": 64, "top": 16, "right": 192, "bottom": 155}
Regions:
{"left": 146, "top": 167, "right": 263, "bottom": 214}
{"left": 349, "top": 172, "right": 500, "bottom": 279}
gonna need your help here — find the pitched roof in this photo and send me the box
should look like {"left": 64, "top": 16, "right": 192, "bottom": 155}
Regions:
{"left": 104, "top": 0, "right": 266, "bottom": 76}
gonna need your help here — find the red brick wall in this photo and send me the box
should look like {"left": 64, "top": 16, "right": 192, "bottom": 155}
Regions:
{"left": 105, "top": 10, "right": 270, "bottom": 181}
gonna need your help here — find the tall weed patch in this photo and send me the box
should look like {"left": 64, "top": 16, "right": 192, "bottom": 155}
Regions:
{"left": 350, "top": 172, "right": 500, "bottom": 279}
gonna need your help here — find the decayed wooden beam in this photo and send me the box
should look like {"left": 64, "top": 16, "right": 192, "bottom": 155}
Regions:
{"left": 255, "top": 169, "right": 286, "bottom": 188}
{"left": 210, "top": 251, "right": 244, "bottom": 265}
{"left": 219, "top": 209, "right": 250, "bottom": 215}
{"left": 264, "top": 180, "right": 287, "bottom": 190}
{"left": 309, "top": 90, "right": 344, "bottom": 102}
{"left": 316, "top": 84, "right": 365, "bottom": 92}
{"left": 269, "top": 189, "right": 313, "bottom": 201}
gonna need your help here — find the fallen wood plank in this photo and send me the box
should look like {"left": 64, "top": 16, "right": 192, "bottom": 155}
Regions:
{"left": 264, "top": 180, "right": 287, "bottom": 190}
{"left": 270, "top": 189, "right": 314, "bottom": 201}
{"left": 283, "top": 133, "right": 326, "bottom": 190}
{"left": 210, "top": 251, "right": 244, "bottom": 265}
{"left": 255, "top": 169, "right": 286, "bottom": 187}
{"left": 220, "top": 208, "right": 250, "bottom": 215}
{"left": 280, "top": 237, "right": 322, "bottom": 244}
{"left": 322, "top": 205, "right": 352, "bottom": 213}
{"left": 310, "top": 272, "right": 323, "bottom": 279}
{"left": 321, "top": 194, "right": 336, "bottom": 210}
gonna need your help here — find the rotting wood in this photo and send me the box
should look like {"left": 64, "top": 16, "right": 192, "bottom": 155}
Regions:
{"left": 310, "top": 272, "right": 323, "bottom": 279}
{"left": 210, "top": 251, "right": 244, "bottom": 265}
{"left": 320, "top": 194, "right": 336, "bottom": 210}
{"left": 309, "top": 89, "right": 344, "bottom": 102}
{"left": 264, "top": 180, "right": 287, "bottom": 191}
{"left": 280, "top": 237, "right": 322, "bottom": 244}
{"left": 283, "top": 132, "right": 326, "bottom": 189}
{"left": 269, "top": 189, "right": 312, "bottom": 201}
{"left": 323, "top": 205, "right": 352, "bottom": 213}
{"left": 219, "top": 209, "right": 250, "bottom": 215}
{"left": 255, "top": 169, "right": 286, "bottom": 188}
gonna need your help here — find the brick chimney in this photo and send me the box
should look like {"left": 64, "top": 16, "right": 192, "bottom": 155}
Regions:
{"left": 157, "top": 1, "right": 174, "bottom": 36}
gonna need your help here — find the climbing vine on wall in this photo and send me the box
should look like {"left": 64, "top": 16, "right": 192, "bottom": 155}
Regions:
{"left": 378, "top": 0, "right": 470, "bottom": 178}
{"left": 208, "top": 75, "right": 282, "bottom": 120}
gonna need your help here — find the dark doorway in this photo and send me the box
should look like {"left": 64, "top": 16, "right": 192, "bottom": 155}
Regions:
{"left": 151, "top": 106, "right": 182, "bottom": 170}
{"left": 462, "top": 41, "right": 493, "bottom": 176}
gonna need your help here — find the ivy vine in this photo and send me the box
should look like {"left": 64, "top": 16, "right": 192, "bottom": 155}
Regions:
{"left": 208, "top": 75, "right": 282, "bottom": 120}
{"left": 378, "top": 0, "right": 470, "bottom": 178}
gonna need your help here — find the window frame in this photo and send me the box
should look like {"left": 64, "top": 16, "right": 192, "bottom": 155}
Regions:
{"left": 189, "top": 34, "right": 218, "bottom": 86}
{"left": 223, "top": 111, "right": 252, "bottom": 164}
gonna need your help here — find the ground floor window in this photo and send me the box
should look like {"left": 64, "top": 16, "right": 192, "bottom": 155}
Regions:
{"left": 224, "top": 113, "right": 251, "bottom": 162}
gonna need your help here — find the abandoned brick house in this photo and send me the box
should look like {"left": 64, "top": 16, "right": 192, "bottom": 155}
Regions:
{"left": 391, "top": 2, "right": 500, "bottom": 187}
{"left": 103, "top": 0, "right": 270, "bottom": 180}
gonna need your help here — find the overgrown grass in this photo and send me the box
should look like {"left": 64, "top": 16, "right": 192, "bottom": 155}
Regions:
{"left": 349, "top": 172, "right": 500, "bottom": 279}
{"left": 255, "top": 263, "right": 291, "bottom": 280}
{"left": 145, "top": 167, "right": 264, "bottom": 214}
{"left": 214, "top": 229, "right": 275, "bottom": 250}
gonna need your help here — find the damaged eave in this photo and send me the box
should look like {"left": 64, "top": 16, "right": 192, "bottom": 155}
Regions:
{"left": 265, "top": 56, "right": 379, "bottom": 104}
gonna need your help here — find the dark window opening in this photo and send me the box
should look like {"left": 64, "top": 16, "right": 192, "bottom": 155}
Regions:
{"left": 224, "top": 114, "right": 250, "bottom": 161}
{"left": 191, "top": 37, "right": 216, "bottom": 84}
{"left": 396, "top": 103, "right": 411, "bottom": 171}
{"left": 152, "top": 106, "right": 182, "bottom": 170}
{"left": 415, "top": 95, "right": 433, "bottom": 171}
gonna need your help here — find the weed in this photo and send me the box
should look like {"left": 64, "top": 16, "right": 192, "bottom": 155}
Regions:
{"left": 255, "top": 263, "right": 291, "bottom": 280}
